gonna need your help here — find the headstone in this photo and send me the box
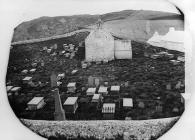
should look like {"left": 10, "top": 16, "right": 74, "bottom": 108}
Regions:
{"left": 50, "top": 71, "right": 57, "bottom": 88}
{"left": 95, "top": 78, "right": 100, "bottom": 87}
{"left": 70, "top": 55, "right": 74, "bottom": 59}
{"left": 60, "top": 60, "right": 63, "bottom": 66}
{"left": 175, "top": 81, "right": 182, "bottom": 89}
{"left": 32, "top": 63, "right": 37, "bottom": 67}
{"left": 166, "top": 83, "right": 171, "bottom": 90}
{"left": 103, "top": 59, "right": 108, "bottom": 64}
{"left": 21, "top": 70, "right": 28, "bottom": 74}
{"left": 82, "top": 63, "right": 88, "bottom": 69}
{"left": 138, "top": 101, "right": 145, "bottom": 108}
{"left": 96, "top": 61, "right": 101, "bottom": 65}
{"left": 125, "top": 117, "right": 132, "bottom": 120}
{"left": 124, "top": 81, "right": 129, "bottom": 87}
{"left": 43, "top": 46, "right": 47, "bottom": 51}
{"left": 41, "top": 61, "right": 45, "bottom": 67}
{"left": 71, "top": 52, "right": 75, "bottom": 57}
{"left": 47, "top": 49, "right": 52, "bottom": 53}
{"left": 172, "top": 107, "right": 179, "bottom": 113}
{"left": 53, "top": 44, "right": 58, "bottom": 49}
{"left": 156, "top": 105, "right": 163, "bottom": 112}
{"left": 88, "top": 76, "right": 94, "bottom": 86}
{"left": 57, "top": 81, "right": 62, "bottom": 86}
{"left": 104, "top": 82, "right": 109, "bottom": 86}
{"left": 54, "top": 57, "right": 57, "bottom": 61}
{"left": 65, "top": 53, "right": 70, "bottom": 58}
{"left": 144, "top": 52, "right": 150, "bottom": 57}
{"left": 81, "top": 87, "right": 86, "bottom": 92}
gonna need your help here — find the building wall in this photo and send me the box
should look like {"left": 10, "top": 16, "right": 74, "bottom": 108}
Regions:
{"left": 103, "top": 113, "right": 115, "bottom": 120}
{"left": 114, "top": 40, "right": 132, "bottom": 59}
{"left": 64, "top": 102, "right": 78, "bottom": 113}
{"left": 67, "top": 87, "right": 76, "bottom": 93}
{"left": 85, "top": 29, "right": 115, "bottom": 62}
{"left": 37, "top": 100, "right": 45, "bottom": 109}
{"left": 64, "top": 105, "right": 74, "bottom": 113}
{"left": 28, "top": 104, "right": 37, "bottom": 110}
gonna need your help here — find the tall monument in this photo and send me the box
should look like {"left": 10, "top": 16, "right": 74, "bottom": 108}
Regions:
{"left": 53, "top": 88, "right": 66, "bottom": 120}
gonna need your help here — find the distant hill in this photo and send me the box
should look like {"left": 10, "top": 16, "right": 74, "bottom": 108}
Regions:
{"left": 12, "top": 15, "right": 99, "bottom": 42}
{"left": 12, "top": 10, "right": 184, "bottom": 42}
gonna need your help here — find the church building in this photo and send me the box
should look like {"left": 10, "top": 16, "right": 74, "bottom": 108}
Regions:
{"left": 85, "top": 19, "right": 132, "bottom": 62}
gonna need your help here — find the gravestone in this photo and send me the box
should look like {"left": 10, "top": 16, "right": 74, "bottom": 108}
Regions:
{"left": 50, "top": 71, "right": 57, "bottom": 88}
{"left": 41, "top": 61, "right": 45, "bottom": 67}
{"left": 166, "top": 83, "right": 171, "bottom": 90}
{"left": 175, "top": 81, "right": 181, "bottom": 89}
{"left": 95, "top": 78, "right": 100, "bottom": 87}
{"left": 88, "top": 76, "right": 94, "bottom": 86}
{"left": 125, "top": 81, "right": 129, "bottom": 87}
{"left": 138, "top": 101, "right": 145, "bottom": 109}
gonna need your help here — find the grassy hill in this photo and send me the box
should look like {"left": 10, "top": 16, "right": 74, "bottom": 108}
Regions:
{"left": 12, "top": 15, "right": 99, "bottom": 42}
{"left": 12, "top": 10, "right": 184, "bottom": 42}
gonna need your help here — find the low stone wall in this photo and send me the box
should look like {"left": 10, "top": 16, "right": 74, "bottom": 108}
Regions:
{"left": 11, "top": 29, "right": 90, "bottom": 46}
{"left": 21, "top": 117, "right": 179, "bottom": 140}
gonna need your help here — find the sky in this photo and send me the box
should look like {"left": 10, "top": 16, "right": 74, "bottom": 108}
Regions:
{"left": 0, "top": 0, "right": 179, "bottom": 23}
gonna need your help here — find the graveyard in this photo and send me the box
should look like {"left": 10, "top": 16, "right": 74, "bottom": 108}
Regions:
{"left": 6, "top": 28, "right": 185, "bottom": 121}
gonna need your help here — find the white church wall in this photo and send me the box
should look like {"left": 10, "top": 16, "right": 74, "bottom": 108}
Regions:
{"left": 85, "top": 30, "right": 115, "bottom": 62}
{"left": 114, "top": 40, "right": 132, "bottom": 59}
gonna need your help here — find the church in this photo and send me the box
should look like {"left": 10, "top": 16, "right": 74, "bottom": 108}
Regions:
{"left": 85, "top": 19, "right": 132, "bottom": 62}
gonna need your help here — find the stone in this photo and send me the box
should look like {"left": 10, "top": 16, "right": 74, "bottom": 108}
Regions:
{"left": 53, "top": 88, "right": 66, "bottom": 121}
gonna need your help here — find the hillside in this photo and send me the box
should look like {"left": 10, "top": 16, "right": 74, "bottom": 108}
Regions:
{"left": 12, "top": 10, "right": 184, "bottom": 42}
{"left": 12, "top": 15, "right": 99, "bottom": 42}
{"left": 21, "top": 117, "right": 179, "bottom": 140}
{"left": 7, "top": 38, "right": 184, "bottom": 121}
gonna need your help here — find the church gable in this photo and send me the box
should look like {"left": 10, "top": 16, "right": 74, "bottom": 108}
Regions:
{"left": 85, "top": 19, "right": 132, "bottom": 62}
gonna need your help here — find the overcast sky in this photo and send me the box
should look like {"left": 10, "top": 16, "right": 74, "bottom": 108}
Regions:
{"left": 1, "top": 0, "right": 179, "bottom": 22}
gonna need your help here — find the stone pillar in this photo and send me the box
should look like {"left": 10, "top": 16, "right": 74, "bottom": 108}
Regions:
{"left": 53, "top": 88, "right": 66, "bottom": 120}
